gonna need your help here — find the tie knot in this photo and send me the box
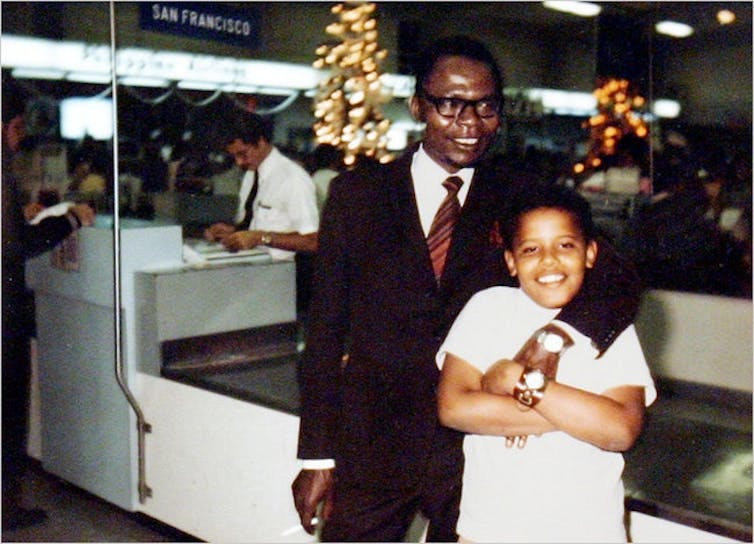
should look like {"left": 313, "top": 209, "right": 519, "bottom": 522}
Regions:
{"left": 443, "top": 176, "right": 463, "bottom": 195}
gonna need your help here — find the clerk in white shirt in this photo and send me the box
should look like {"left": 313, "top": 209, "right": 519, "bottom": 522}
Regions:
{"left": 203, "top": 112, "right": 319, "bottom": 261}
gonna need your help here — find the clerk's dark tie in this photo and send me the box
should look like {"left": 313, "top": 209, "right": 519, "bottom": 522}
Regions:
{"left": 237, "top": 170, "right": 259, "bottom": 230}
{"left": 427, "top": 176, "right": 463, "bottom": 281}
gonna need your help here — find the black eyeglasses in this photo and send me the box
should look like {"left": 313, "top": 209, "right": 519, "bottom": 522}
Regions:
{"left": 421, "top": 92, "right": 500, "bottom": 119}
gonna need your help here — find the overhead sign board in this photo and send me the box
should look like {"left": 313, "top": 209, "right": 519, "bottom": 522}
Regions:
{"left": 139, "top": 2, "right": 260, "bottom": 48}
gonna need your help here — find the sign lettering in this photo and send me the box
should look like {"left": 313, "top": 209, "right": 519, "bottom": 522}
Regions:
{"left": 139, "top": 2, "right": 260, "bottom": 48}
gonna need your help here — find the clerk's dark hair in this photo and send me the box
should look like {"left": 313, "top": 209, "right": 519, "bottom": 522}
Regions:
{"left": 222, "top": 110, "right": 274, "bottom": 147}
{"left": 413, "top": 35, "right": 504, "bottom": 101}
{"left": 501, "top": 183, "right": 596, "bottom": 250}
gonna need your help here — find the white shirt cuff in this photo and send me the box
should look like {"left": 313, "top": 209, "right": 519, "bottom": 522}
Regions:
{"left": 302, "top": 459, "right": 335, "bottom": 470}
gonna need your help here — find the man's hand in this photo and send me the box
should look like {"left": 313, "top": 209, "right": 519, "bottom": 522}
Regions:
{"left": 23, "top": 202, "right": 45, "bottom": 222}
{"left": 203, "top": 222, "right": 236, "bottom": 243}
{"left": 69, "top": 203, "right": 95, "bottom": 227}
{"left": 512, "top": 324, "right": 573, "bottom": 379}
{"left": 221, "top": 230, "right": 264, "bottom": 252}
{"left": 292, "top": 468, "right": 334, "bottom": 535}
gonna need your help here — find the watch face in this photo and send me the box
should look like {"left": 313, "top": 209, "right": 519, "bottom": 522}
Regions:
{"left": 525, "top": 369, "right": 546, "bottom": 389}
{"left": 540, "top": 331, "right": 565, "bottom": 353}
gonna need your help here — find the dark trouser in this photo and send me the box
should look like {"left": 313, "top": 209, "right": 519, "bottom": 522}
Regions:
{"left": 2, "top": 329, "right": 32, "bottom": 513}
{"left": 321, "top": 466, "right": 461, "bottom": 542}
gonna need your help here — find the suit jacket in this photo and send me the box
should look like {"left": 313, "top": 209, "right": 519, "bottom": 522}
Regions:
{"left": 2, "top": 144, "right": 77, "bottom": 345}
{"left": 297, "top": 145, "right": 640, "bottom": 490}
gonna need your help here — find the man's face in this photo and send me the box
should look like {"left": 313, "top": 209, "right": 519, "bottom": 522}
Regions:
{"left": 226, "top": 138, "right": 267, "bottom": 171}
{"left": 3, "top": 114, "right": 26, "bottom": 153}
{"left": 410, "top": 55, "right": 500, "bottom": 173}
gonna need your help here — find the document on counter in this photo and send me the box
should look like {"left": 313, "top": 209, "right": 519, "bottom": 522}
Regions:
{"left": 184, "top": 239, "right": 266, "bottom": 261}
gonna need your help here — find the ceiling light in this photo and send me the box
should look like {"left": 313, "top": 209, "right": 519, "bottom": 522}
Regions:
{"left": 177, "top": 80, "right": 220, "bottom": 91}
{"left": 118, "top": 76, "right": 170, "bottom": 88}
{"left": 652, "top": 99, "right": 681, "bottom": 119}
{"left": 655, "top": 21, "right": 694, "bottom": 38}
{"left": 11, "top": 67, "right": 65, "bottom": 80}
{"left": 66, "top": 72, "right": 112, "bottom": 84}
{"left": 523, "top": 88, "right": 598, "bottom": 116}
{"left": 717, "top": 10, "right": 736, "bottom": 25}
{"left": 542, "top": 1, "right": 601, "bottom": 17}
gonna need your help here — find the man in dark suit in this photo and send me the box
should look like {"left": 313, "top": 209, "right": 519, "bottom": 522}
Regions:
{"left": 293, "top": 36, "right": 639, "bottom": 542}
{"left": 2, "top": 98, "right": 95, "bottom": 531}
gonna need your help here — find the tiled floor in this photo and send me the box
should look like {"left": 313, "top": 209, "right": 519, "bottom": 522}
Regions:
{"left": 2, "top": 461, "right": 198, "bottom": 543}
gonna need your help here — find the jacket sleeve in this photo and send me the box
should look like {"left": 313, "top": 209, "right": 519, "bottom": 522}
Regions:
{"left": 556, "top": 235, "right": 643, "bottom": 355}
{"left": 20, "top": 215, "right": 76, "bottom": 260}
{"left": 3, "top": 167, "right": 75, "bottom": 261}
{"left": 296, "top": 172, "right": 351, "bottom": 460}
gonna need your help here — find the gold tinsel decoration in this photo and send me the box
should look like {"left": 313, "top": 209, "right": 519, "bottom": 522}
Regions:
{"left": 313, "top": 2, "right": 393, "bottom": 166}
{"left": 574, "top": 78, "right": 649, "bottom": 174}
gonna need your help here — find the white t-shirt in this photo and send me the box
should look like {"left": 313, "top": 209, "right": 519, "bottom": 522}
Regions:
{"left": 235, "top": 147, "right": 319, "bottom": 261}
{"left": 437, "top": 286, "right": 656, "bottom": 543}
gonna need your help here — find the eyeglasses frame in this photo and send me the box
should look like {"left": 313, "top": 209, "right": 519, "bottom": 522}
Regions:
{"left": 419, "top": 91, "right": 501, "bottom": 119}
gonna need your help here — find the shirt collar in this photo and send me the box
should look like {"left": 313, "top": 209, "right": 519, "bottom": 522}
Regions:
{"left": 256, "top": 145, "right": 279, "bottom": 180}
{"left": 414, "top": 144, "right": 474, "bottom": 185}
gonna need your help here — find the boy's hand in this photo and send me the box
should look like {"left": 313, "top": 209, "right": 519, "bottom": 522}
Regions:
{"left": 481, "top": 359, "right": 522, "bottom": 396}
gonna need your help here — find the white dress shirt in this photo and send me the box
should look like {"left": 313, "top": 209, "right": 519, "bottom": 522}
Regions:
{"left": 235, "top": 147, "right": 319, "bottom": 261}
{"left": 410, "top": 144, "right": 474, "bottom": 236}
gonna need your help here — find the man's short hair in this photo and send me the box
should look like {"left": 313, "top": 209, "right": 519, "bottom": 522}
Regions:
{"left": 501, "top": 183, "right": 596, "bottom": 249}
{"left": 412, "top": 35, "right": 504, "bottom": 100}
{"left": 222, "top": 111, "right": 275, "bottom": 147}
{"left": 2, "top": 73, "right": 28, "bottom": 124}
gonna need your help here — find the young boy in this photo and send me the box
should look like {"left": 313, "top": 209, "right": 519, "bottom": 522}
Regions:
{"left": 436, "top": 184, "right": 656, "bottom": 543}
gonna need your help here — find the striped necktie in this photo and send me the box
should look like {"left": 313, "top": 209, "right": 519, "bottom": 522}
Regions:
{"left": 427, "top": 176, "right": 463, "bottom": 281}
{"left": 237, "top": 170, "right": 259, "bottom": 230}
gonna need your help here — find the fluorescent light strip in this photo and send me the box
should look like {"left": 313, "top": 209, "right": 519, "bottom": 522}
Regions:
{"left": 66, "top": 72, "right": 112, "bottom": 84}
{"left": 11, "top": 67, "right": 66, "bottom": 80}
{"left": 3, "top": 34, "right": 679, "bottom": 119}
{"left": 652, "top": 99, "right": 681, "bottom": 118}
{"left": 118, "top": 76, "right": 171, "bottom": 88}
{"left": 542, "top": 1, "right": 601, "bottom": 17}
{"left": 177, "top": 80, "right": 220, "bottom": 91}
{"left": 523, "top": 88, "right": 597, "bottom": 116}
{"left": 655, "top": 21, "right": 694, "bottom": 38}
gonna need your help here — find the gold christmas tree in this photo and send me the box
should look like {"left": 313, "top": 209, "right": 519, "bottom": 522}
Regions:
{"left": 574, "top": 78, "right": 649, "bottom": 174}
{"left": 313, "top": 1, "right": 393, "bottom": 166}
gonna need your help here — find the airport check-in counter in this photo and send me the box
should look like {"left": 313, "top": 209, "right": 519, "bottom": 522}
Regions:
{"left": 133, "top": 248, "right": 312, "bottom": 542}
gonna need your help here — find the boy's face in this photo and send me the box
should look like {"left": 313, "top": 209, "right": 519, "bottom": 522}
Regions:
{"left": 504, "top": 207, "right": 598, "bottom": 309}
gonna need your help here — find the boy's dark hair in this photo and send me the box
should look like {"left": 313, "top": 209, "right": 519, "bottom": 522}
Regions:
{"left": 412, "top": 35, "right": 504, "bottom": 101}
{"left": 501, "top": 183, "right": 595, "bottom": 249}
{"left": 221, "top": 111, "right": 274, "bottom": 147}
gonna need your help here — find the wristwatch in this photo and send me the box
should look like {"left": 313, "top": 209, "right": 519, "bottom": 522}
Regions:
{"left": 536, "top": 325, "right": 573, "bottom": 355}
{"left": 260, "top": 232, "right": 273, "bottom": 245}
{"left": 513, "top": 367, "right": 549, "bottom": 408}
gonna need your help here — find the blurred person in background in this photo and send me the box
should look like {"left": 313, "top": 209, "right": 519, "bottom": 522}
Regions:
{"left": 2, "top": 94, "right": 95, "bottom": 531}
